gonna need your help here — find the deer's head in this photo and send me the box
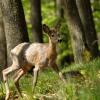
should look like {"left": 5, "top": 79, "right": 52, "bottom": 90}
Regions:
{"left": 42, "top": 24, "right": 62, "bottom": 43}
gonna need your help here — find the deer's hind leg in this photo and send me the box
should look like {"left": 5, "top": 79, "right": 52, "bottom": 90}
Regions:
{"left": 51, "top": 63, "right": 66, "bottom": 84}
{"left": 2, "top": 64, "right": 19, "bottom": 100}
{"left": 14, "top": 68, "right": 26, "bottom": 97}
{"left": 32, "top": 66, "right": 39, "bottom": 92}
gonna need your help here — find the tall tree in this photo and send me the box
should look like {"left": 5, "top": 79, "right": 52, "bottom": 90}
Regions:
{"left": 56, "top": 0, "right": 64, "bottom": 18}
{"left": 62, "top": 0, "right": 87, "bottom": 63}
{"left": 0, "top": 6, "right": 7, "bottom": 79}
{"left": 30, "top": 0, "right": 43, "bottom": 42}
{"left": 1, "top": 0, "right": 29, "bottom": 65}
{"left": 76, "top": 0, "right": 99, "bottom": 58}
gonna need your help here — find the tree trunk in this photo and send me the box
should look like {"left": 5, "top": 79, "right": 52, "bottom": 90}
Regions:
{"left": 56, "top": 0, "right": 64, "bottom": 18}
{"left": 1, "top": 0, "right": 29, "bottom": 65}
{"left": 30, "top": 0, "right": 43, "bottom": 43}
{"left": 62, "top": 0, "right": 86, "bottom": 63}
{"left": 76, "top": 0, "right": 99, "bottom": 58}
{"left": 0, "top": 6, "right": 7, "bottom": 79}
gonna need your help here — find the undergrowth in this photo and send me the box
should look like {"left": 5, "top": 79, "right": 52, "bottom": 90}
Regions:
{"left": 0, "top": 58, "right": 100, "bottom": 100}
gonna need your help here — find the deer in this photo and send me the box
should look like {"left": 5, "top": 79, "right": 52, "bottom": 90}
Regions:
{"left": 2, "top": 24, "right": 66, "bottom": 100}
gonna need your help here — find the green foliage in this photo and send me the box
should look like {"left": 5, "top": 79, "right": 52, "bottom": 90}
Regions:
{"left": 92, "top": 1, "right": 100, "bottom": 49}
{"left": 93, "top": 11, "right": 100, "bottom": 33}
{"left": 42, "top": 0, "right": 56, "bottom": 27}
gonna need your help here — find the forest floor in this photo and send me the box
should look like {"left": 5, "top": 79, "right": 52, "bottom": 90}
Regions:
{"left": 0, "top": 58, "right": 100, "bottom": 100}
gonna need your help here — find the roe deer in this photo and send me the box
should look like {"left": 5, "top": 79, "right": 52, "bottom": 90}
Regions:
{"left": 2, "top": 24, "right": 66, "bottom": 100}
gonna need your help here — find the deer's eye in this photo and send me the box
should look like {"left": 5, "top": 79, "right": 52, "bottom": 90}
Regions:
{"left": 51, "top": 34, "right": 54, "bottom": 37}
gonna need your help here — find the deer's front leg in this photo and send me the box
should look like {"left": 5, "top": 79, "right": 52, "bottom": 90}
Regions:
{"left": 32, "top": 66, "right": 39, "bottom": 92}
{"left": 51, "top": 63, "right": 66, "bottom": 84}
{"left": 2, "top": 64, "right": 19, "bottom": 100}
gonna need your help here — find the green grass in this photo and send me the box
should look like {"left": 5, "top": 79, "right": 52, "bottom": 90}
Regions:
{"left": 0, "top": 58, "right": 100, "bottom": 100}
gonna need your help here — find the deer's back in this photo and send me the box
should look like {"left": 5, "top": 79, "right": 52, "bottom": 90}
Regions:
{"left": 11, "top": 42, "right": 50, "bottom": 67}
{"left": 10, "top": 42, "right": 30, "bottom": 66}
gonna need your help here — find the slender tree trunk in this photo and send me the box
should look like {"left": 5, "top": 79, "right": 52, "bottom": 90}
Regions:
{"left": 56, "top": 0, "right": 64, "bottom": 18}
{"left": 1, "top": 0, "right": 29, "bottom": 65}
{"left": 55, "top": 0, "right": 64, "bottom": 26}
{"left": 30, "top": 0, "right": 43, "bottom": 43}
{"left": 76, "top": 0, "right": 99, "bottom": 58}
{"left": 62, "top": 0, "right": 86, "bottom": 63}
{"left": 0, "top": 6, "right": 7, "bottom": 79}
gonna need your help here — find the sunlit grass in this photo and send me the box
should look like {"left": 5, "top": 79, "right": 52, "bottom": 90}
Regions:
{"left": 0, "top": 58, "right": 100, "bottom": 100}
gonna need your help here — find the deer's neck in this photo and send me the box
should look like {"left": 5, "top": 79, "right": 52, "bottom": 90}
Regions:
{"left": 47, "top": 37, "right": 57, "bottom": 59}
{"left": 49, "top": 37, "right": 56, "bottom": 51}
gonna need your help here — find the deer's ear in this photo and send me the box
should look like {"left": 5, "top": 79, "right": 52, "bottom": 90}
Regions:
{"left": 42, "top": 24, "right": 50, "bottom": 33}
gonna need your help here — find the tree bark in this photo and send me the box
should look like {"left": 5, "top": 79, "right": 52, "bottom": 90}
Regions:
{"left": 62, "top": 0, "right": 86, "bottom": 63}
{"left": 56, "top": 0, "right": 64, "bottom": 18}
{"left": 1, "top": 0, "right": 29, "bottom": 65}
{"left": 76, "top": 0, "right": 99, "bottom": 58}
{"left": 30, "top": 0, "right": 43, "bottom": 43}
{"left": 0, "top": 6, "right": 7, "bottom": 79}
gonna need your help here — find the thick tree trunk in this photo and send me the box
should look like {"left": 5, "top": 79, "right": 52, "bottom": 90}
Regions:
{"left": 76, "top": 0, "right": 99, "bottom": 58}
{"left": 1, "top": 0, "right": 29, "bottom": 65}
{"left": 0, "top": 7, "right": 7, "bottom": 79}
{"left": 30, "top": 0, "right": 43, "bottom": 43}
{"left": 62, "top": 0, "right": 86, "bottom": 63}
